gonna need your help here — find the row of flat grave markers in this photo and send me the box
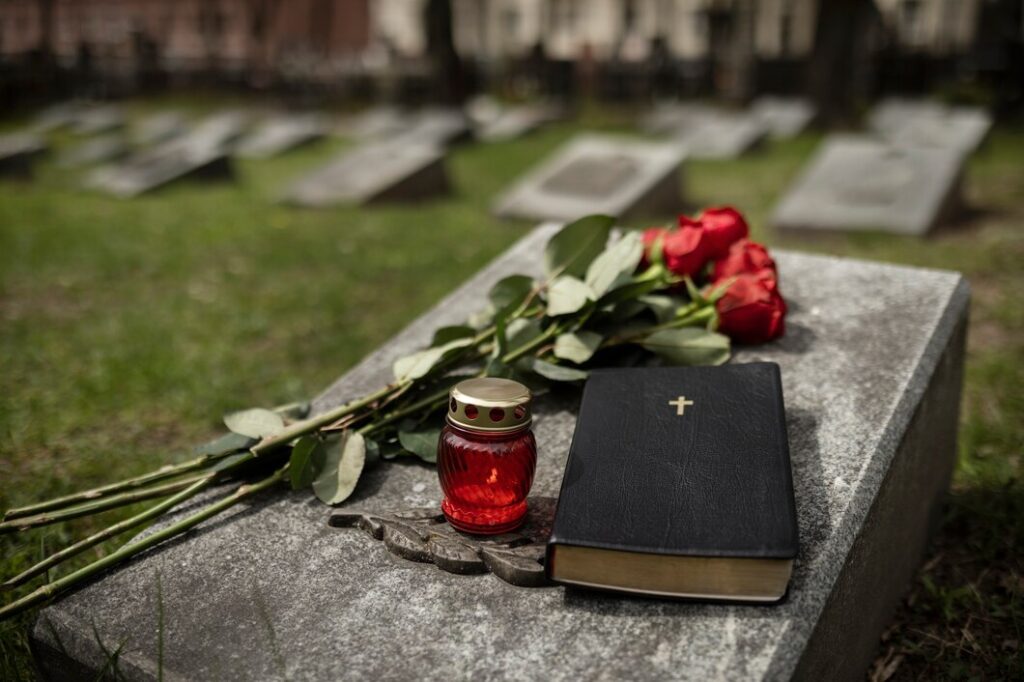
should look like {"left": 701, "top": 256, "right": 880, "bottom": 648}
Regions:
{"left": 772, "top": 98, "right": 993, "bottom": 237}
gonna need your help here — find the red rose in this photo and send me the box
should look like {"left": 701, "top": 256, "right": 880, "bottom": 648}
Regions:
{"left": 696, "top": 207, "right": 749, "bottom": 259}
{"left": 639, "top": 226, "right": 669, "bottom": 269}
{"left": 662, "top": 226, "right": 710, "bottom": 278}
{"left": 716, "top": 274, "right": 787, "bottom": 344}
{"left": 712, "top": 239, "right": 777, "bottom": 283}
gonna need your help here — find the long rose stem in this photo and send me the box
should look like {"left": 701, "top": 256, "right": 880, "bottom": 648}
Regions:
{"left": 2, "top": 451, "right": 259, "bottom": 592}
{"left": 1, "top": 476, "right": 216, "bottom": 591}
{"left": 3, "top": 454, "right": 235, "bottom": 521}
{"left": 0, "top": 475, "right": 211, "bottom": 535}
{"left": 0, "top": 463, "right": 287, "bottom": 621}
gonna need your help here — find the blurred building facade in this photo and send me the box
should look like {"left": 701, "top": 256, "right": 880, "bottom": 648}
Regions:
{"left": 1, "top": 0, "right": 1020, "bottom": 110}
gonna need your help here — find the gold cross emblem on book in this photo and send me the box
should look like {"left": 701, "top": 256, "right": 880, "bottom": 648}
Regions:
{"left": 668, "top": 396, "right": 695, "bottom": 416}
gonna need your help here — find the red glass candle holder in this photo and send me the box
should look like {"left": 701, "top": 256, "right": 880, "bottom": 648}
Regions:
{"left": 437, "top": 378, "right": 536, "bottom": 535}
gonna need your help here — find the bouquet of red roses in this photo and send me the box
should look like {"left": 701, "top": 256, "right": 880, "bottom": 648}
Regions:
{"left": 641, "top": 207, "right": 787, "bottom": 344}
{"left": 0, "top": 208, "right": 787, "bottom": 619}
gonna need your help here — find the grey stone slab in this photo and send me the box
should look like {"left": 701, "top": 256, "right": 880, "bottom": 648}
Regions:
{"left": 234, "top": 113, "right": 328, "bottom": 159}
{"left": 641, "top": 101, "right": 721, "bottom": 136}
{"left": 471, "top": 100, "right": 562, "bottom": 142}
{"left": 0, "top": 132, "right": 47, "bottom": 177}
{"left": 32, "top": 101, "right": 86, "bottom": 133}
{"left": 57, "top": 134, "right": 130, "bottom": 168}
{"left": 70, "top": 106, "right": 125, "bottom": 136}
{"left": 85, "top": 142, "right": 232, "bottom": 198}
{"left": 335, "top": 107, "right": 409, "bottom": 140}
{"left": 752, "top": 97, "right": 816, "bottom": 138}
{"left": 868, "top": 98, "right": 992, "bottom": 154}
{"left": 493, "top": 134, "right": 685, "bottom": 221}
{"left": 133, "top": 112, "right": 188, "bottom": 147}
{"left": 772, "top": 134, "right": 964, "bottom": 236}
{"left": 179, "top": 111, "right": 249, "bottom": 156}
{"left": 283, "top": 139, "right": 449, "bottom": 207}
{"left": 31, "top": 223, "right": 969, "bottom": 682}
{"left": 392, "top": 108, "right": 472, "bottom": 148}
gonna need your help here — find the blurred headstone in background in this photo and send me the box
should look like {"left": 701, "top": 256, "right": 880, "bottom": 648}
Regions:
{"left": 868, "top": 98, "right": 993, "bottom": 155}
{"left": 392, "top": 108, "right": 472, "bottom": 148}
{"left": 85, "top": 143, "right": 233, "bottom": 198}
{"left": 32, "top": 101, "right": 85, "bottom": 134}
{"left": 493, "top": 134, "right": 685, "bottom": 222}
{"left": 57, "top": 134, "right": 129, "bottom": 168}
{"left": 772, "top": 134, "right": 963, "bottom": 236}
{"left": 336, "top": 107, "right": 410, "bottom": 141}
{"left": 468, "top": 96, "right": 563, "bottom": 143}
{"left": 0, "top": 133, "right": 48, "bottom": 178}
{"left": 752, "top": 97, "right": 817, "bottom": 139}
{"left": 643, "top": 104, "right": 766, "bottom": 159}
{"left": 181, "top": 111, "right": 249, "bottom": 156}
{"left": 133, "top": 112, "right": 188, "bottom": 147}
{"left": 283, "top": 140, "right": 449, "bottom": 207}
{"left": 70, "top": 105, "right": 125, "bottom": 136}
{"left": 235, "top": 113, "right": 328, "bottom": 159}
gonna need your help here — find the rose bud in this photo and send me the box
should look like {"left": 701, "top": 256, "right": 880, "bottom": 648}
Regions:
{"left": 713, "top": 239, "right": 777, "bottom": 283}
{"left": 663, "top": 226, "right": 710, "bottom": 278}
{"left": 715, "top": 274, "right": 787, "bottom": 344}
{"left": 696, "top": 207, "right": 749, "bottom": 260}
{"left": 639, "top": 226, "right": 669, "bottom": 269}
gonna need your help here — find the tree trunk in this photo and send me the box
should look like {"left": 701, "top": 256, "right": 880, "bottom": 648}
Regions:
{"left": 424, "top": 0, "right": 466, "bottom": 105}
{"left": 808, "top": 0, "right": 881, "bottom": 125}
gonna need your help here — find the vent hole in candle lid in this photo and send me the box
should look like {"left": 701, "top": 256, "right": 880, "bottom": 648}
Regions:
{"left": 514, "top": 405, "right": 526, "bottom": 420}
{"left": 464, "top": 405, "right": 478, "bottom": 419}
{"left": 489, "top": 408, "right": 505, "bottom": 423}
{"left": 450, "top": 398, "right": 457, "bottom": 412}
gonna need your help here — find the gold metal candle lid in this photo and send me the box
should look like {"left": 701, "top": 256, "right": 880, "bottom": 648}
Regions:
{"left": 448, "top": 378, "right": 532, "bottom": 432}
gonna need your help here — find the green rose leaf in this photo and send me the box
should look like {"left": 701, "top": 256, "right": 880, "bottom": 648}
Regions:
{"left": 544, "top": 214, "right": 614, "bottom": 280}
{"left": 546, "top": 275, "right": 594, "bottom": 316}
{"left": 223, "top": 408, "right": 286, "bottom": 439}
{"left": 638, "top": 295, "right": 679, "bottom": 323}
{"left": 398, "top": 427, "right": 442, "bottom": 463}
{"left": 193, "top": 431, "right": 257, "bottom": 457}
{"left": 272, "top": 401, "right": 310, "bottom": 421}
{"left": 393, "top": 337, "right": 473, "bottom": 383}
{"left": 488, "top": 275, "right": 534, "bottom": 316}
{"left": 431, "top": 325, "right": 476, "bottom": 347}
{"left": 506, "top": 318, "right": 544, "bottom": 350}
{"left": 532, "top": 359, "right": 589, "bottom": 382}
{"left": 598, "top": 278, "right": 664, "bottom": 307}
{"left": 584, "top": 231, "right": 644, "bottom": 297}
{"left": 554, "top": 331, "right": 603, "bottom": 364}
{"left": 641, "top": 328, "right": 731, "bottom": 366}
{"left": 289, "top": 435, "right": 326, "bottom": 490}
{"left": 312, "top": 431, "right": 366, "bottom": 505}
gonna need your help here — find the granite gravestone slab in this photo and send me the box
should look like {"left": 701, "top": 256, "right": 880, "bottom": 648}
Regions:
{"left": 283, "top": 140, "right": 449, "bottom": 207}
{"left": 133, "top": 112, "right": 188, "bottom": 147}
{"left": 57, "top": 134, "right": 129, "bottom": 168}
{"left": 494, "top": 134, "right": 685, "bottom": 221}
{"left": 670, "top": 113, "right": 767, "bottom": 159}
{"left": 641, "top": 101, "right": 721, "bottom": 136}
{"left": 235, "top": 113, "right": 328, "bottom": 159}
{"left": 868, "top": 99, "right": 992, "bottom": 154}
{"left": 772, "top": 134, "right": 964, "bottom": 236}
{"left": 33, "top": 101, "right": 85, "bottom": 133}
{"left": 0, "top": 133, "right": 47, "bottom": 177}
{"left": 472, "top": 102, "right": 562, "bottom": 142}
{"left": 31, "top": 224, "right": 969, "bottom": 682}
{"left": 752, "top": 97, "right": 816, "bottom": 138}
{"left": 70, "top": 106, "right": 125, "bottom": 136}
{"left": 392, "top": 108, "right": 472, "bottom": 148}
{"left": 336, "top": 107, "right": 409, "bottom": 140}
{"left": 86, "top": 141, "right": 232, "bottom": 198}
{"left": 181, "top": 111, "right": 249, "bottom": 156}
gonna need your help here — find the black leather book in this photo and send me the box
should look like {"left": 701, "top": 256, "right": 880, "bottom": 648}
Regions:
{"left": 546, "top": 363, "right": 798, "bottom": 602}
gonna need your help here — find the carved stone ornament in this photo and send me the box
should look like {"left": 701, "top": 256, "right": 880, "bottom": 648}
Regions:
{"left": 328, "top": 496, "right": 557, "bottom": 587}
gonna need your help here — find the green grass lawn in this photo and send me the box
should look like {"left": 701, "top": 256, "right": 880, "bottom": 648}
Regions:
{"left": 1, "top": 98, "right": 1021, "bottom": 679}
